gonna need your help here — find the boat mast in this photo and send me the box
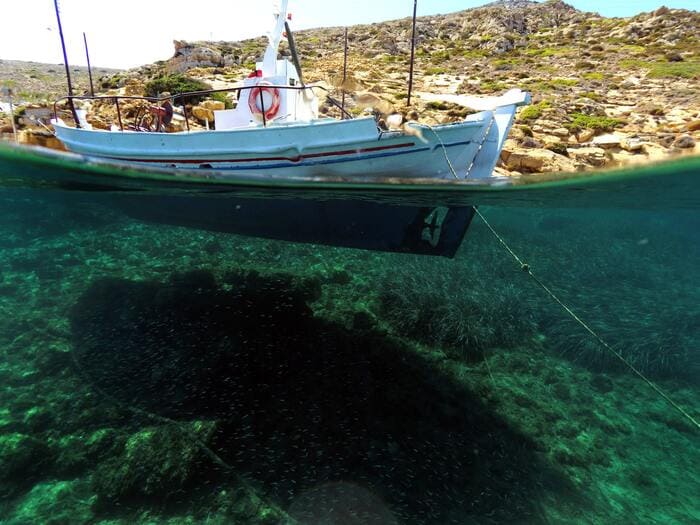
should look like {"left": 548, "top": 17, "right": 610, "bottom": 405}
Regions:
{"left": 53, "top": 0, "right": 81, "bottom": 127}
{"left": 262, "top": 0, "right": 289, "bottom": 76}
{"left": 1, "top": 87, "right": 17, "bottom": 143}
{"left": 83, "top": 32, "right": 94, "bottom": 96}
{"left": 407, "top": 0, "right": 418, "bottom": 107}
{"left": 341, "top": 27, "right": 348, "bottom": 119}
{"left": 285, "top": 21, "right": 304, "bottom": 85}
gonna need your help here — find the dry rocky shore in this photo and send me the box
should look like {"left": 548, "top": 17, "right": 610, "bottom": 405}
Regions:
{"left": 1, "top": 0, "right": 698, "bottom": 176}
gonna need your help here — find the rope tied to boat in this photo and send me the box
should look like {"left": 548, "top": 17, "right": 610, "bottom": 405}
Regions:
{"left": 474, "top": 207, "right": 700, "bottom": 432}
{"left": 433, "top": 130, "right": 699, "bottom": 430}
{"left": 424, "top": 124, "right": 460, "bottom": 179}
{"left": 425, "top": 111, "right": 496, "bottom": 180}
{"left": 465, "top": 114, "right": 496, "bottom": 179}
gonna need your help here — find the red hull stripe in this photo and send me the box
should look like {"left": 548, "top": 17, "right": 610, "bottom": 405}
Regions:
{"left": 111, "top": 141, "right": 416, "bottom": 164}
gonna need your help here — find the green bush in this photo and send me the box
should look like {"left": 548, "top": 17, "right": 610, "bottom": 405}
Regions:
{"left": 424, "top": 67, "right": 446, "bottom": 76}
{"left": 550, "top": 78, "right": 578, "bottom": 87}
{"left": 209, "top": 91, "right": 234, "bottom": 109}
{"left": 581, "top": 91, "right": 603, "bottom": 101}
{"left": 478, "top": 80, "right": 507, "bottom": 93}
{"left": 567, "top": 113, "right": 621, "bottom": 133}
{"left": 621, "top": 59, "right": 700, "bottom": 78}
{"left": 518, "top": 101, "right": 550, "bottom": 121}
{"left": 426, "top": 101, "right": 450, "bottom": 110}
{"left": 431, "top": 50, "right": 451, "bottom": 63}
{"left": 648, "top": 61, "right": 700, "bottom": 78}
{"left": 518, "top": 105, "right": 542, "bottom": 121}
{"left": 145, "top": 74, "right": 212, "bottom": 102}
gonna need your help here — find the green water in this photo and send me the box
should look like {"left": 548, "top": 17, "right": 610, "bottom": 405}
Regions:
{"left": 0, "top": 157, "right": 698, "bottom": 524}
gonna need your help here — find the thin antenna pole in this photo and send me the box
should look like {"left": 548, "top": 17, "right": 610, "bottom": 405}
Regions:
{"left": 341, "top": 27, "right": 348, "bottom": 119}
{"left": 3, "top": 88, "right": 18, "bottom": 143}
{"left": 83, "top": 32, "right": 94, "bottom": 96}
{"left": 53, "top": 0, "right": 80, "bottom": 127}
{"left": 407, "top": 0, "right": 418, "bottom": 107}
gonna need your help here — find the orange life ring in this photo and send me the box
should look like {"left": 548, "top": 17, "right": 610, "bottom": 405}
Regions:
{"left": 248, "top": 82, "right": 281, "bottom": 121}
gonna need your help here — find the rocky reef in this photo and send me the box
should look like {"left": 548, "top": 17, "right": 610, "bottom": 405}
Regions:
{"left": 0, "top": 192, "right": 698, "bottom": 523}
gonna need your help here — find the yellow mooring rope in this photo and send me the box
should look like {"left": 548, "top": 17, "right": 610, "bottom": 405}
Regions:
{"left": 474, "top": 207, "right": 700, "bottom": 431}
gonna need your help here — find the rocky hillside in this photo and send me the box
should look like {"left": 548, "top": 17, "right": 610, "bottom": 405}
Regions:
{"left": 0, "top": 59, "right": 119, "bottom": 103}
{"left": 2, "top": 0, "right": 699, "bottom": 175}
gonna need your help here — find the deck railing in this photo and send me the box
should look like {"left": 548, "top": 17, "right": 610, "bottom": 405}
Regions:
{"left": 52, "top": 84, "right": 353, "bottom": 131}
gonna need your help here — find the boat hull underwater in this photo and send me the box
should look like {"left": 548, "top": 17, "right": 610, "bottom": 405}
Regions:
{"left": 3, "top": 144, "right": 698, "bottom": 257}
{"left": 0, "top": 143, "right": 478, "bottom": 257}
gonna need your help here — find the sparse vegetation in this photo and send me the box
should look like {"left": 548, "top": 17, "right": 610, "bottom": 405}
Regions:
{"left": 583, "top": 72, "right": 605, "bottom": 81}
{"left": 518, "top": 100, "right": 551, "bottom": 121}
{"left": 567, "top": 112, "right": 622, "bottom": 133}
{"left": 620, "top": 57, "right": 700, "bottom": 78}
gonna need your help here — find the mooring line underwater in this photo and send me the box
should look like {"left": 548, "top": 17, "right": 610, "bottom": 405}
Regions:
{"left": 474, "top": 207, "right": 700, "bottom": 432}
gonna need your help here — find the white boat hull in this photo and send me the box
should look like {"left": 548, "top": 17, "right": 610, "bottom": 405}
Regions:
{"left": 53, "top": 90, "right": 530, "bottom": 180}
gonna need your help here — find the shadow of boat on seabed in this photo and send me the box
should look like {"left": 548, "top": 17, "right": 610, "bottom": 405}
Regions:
{"left": 70, "top": 269, "right": 580, "bottom": 524}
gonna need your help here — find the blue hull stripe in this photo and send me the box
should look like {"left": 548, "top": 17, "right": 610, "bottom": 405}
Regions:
{"left": 118, "top": 140, "right": 474, "bottom": 171}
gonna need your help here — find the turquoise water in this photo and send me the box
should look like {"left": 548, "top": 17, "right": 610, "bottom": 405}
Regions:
{"left": 0, "top": 158, "right": 698, "bottom": 524}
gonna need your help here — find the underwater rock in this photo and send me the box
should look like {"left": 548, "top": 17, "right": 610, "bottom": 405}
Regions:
{"left": 22, "top": 407, "right": 54, "bottom": 433}
{"left": 8, "top": 479, "right": 95, "bottom": 524}
{"left": 590, "top": 374, "right": 614, "bottom": 393}
{"left": 52, "top": 428, "right": 122, "bottom": 478}
{"left": 0, "top": 433, "right": 52, "bottom": 487}
{"left": 91, "top": 425, "right": 218, "bottom": 509}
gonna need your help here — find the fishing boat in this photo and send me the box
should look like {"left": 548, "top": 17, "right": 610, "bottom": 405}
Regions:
{"left": 50, "top": 0, "right": 530, "bottom": 182}
{"left": 3, "top": 0, "right": 532, "bottom": 258}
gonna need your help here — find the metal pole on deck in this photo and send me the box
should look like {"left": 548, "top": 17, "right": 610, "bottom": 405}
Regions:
{"left": 83, "top": 32, "right": 94, "bottom": 96}
{"left": 407, "top": 0, "right": 418, "bottom": 107}
{"left": 53, "top": 0, "right": 81, "bottom": 127}
{"left": 341, "top": 27, "right": 348, "bottom": 119}
{"left": 2, "top": 87, "right": 18, "bottom": 143}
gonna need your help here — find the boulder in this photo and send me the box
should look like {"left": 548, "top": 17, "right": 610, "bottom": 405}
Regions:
{"left": 577, "top": 129, "right": 596, "bottom": 143}
{"left": 673, "top": 135, "right": 696, "bottom": 149}
{"left": 192, "top": 106, "right": 214, "bottom": 123}
{"left": 684, "top": 120, "right": 700, "bottom": 132}
{"left": 18, "top": 130, "right": 66, "bottom": 150}
{"left": 641, "top": 142, "right": 671, "bottom": 161}
{"left": 501, "top": 147, "right": 577, "bottom": 173}
{"left": 201, "top": 100, "right": 225, "bottom": 111}
{"left": 520, "top": 136, "right": 542, "bottom": 148}
{"left": 169, "top": 41, "right": 224, "bottom": 73}
{"left": 124, "top": 79, "right": 145, "bottom": 96}
{"left": 592, "top": 133, "right": 622, "bottom": 148}
{"left": 620, "top": 136, "right": 643, "bottom": 152}
{"left": 566, "top": 146, "right": 608, "bottom": 167}
{"left": 191, "top": 100, "right": 225, "bottom": 123}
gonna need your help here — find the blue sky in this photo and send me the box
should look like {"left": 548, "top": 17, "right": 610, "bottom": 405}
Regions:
{"left": 0, "top": 0, "right": 697, "bottom": 68}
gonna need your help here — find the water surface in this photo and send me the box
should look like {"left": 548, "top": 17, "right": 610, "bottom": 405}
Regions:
{"left": 0, "top": 156, "right": 698, "bottom": 524}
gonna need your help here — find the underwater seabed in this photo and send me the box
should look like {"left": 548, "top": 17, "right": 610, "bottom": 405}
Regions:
{"left": 0, "top": 187, "right": 698, "bottom": 524}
